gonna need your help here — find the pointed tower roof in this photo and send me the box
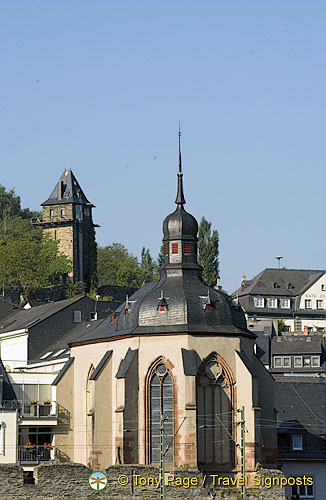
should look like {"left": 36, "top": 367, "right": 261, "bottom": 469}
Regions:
{"left": 163, "top": 130, "right": 198, "bottom": 244}
{"left": 175, "top": 127, "right": 186, "bottom": 206}
{"left": 41, "top": 169, "right": 94, "bottom": 206}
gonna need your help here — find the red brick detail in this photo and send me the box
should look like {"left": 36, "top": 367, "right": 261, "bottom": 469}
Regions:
{"left": 165, "top": 244, "right": 168, "bottom": 255}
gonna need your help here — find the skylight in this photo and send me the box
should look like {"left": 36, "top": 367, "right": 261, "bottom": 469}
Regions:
{"left": 51, "top": 349, "right": 67, "bottom": 358}
{"left": 39, "top": 351, "right": 54, "bottom": 359}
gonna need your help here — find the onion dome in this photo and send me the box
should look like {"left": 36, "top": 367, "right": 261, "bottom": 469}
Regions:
{"left": 73, "top": 131, "right": 253, "bottom": 346}
{"left": 161, "top": 131, "right": 201, "bottom": 271}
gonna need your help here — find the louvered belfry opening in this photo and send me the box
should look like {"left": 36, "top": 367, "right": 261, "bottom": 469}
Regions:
{"left": 146, "top": 359, "right": 174, "bottom": 464}
{"left": 196, "top": 353, "right": 235, "bottom": 470}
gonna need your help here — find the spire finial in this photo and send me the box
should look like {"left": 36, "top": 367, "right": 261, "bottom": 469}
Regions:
{"left": 175, "top": 123, "right": 186, "bottom": 206}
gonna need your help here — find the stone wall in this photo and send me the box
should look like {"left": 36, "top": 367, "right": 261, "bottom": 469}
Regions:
{"left": 0, "top": 464, "right": 286, "bottom": 500}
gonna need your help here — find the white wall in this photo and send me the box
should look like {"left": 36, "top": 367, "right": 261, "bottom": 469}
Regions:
{"left": 0, "top": 410, "right": 18, "bottom": 464}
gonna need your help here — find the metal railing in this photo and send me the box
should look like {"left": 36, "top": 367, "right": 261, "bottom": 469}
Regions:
{"left": 20, "top": 401, "right": 58, "bottom": 418}
{"left": 18, "top": 445, "right": 52, "bottom": 463}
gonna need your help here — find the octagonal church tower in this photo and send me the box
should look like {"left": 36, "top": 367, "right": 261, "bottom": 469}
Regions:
{"left": 55, "top": 142, "right": 277, "bottom": 473}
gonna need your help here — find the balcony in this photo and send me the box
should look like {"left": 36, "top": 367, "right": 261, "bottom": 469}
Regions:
{"left": 18, "top": 445, "right": 53, "bottom": 463}
{"left": 20, "top": 401, "right": 58, "bottom": 419}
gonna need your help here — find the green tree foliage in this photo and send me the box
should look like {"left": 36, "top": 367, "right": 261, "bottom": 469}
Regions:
{"left": 0, "top": 234, "right": 71, "bottom": 292}
{"left": 97, "top": 243, "right": 142, "bottom": 288}
{"left": 157, "top": 240, "right": 165, "bottom": 267}
{"left": 140, "top": 247, "right": 158, "bottom": 283}
{"left": 0, "top": 185, "right": 21, "bottom": 219}
{"left": 0, "top": 185, "right": 42, "bottom": 241}
{"left": 198, "top": 216, "right": 219, "bottom": 287}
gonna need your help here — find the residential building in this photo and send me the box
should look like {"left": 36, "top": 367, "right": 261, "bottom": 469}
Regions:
{"left": 0, "top": 296, "right": 103, "bottom": 370}
{"left": 275, "top": 378, "right": 326, "bottom": 499}
{"left": 233, "top": 268, "right": 326, "bottom": 334}
{"left": 0, "top": 359, "right": 19, "bottom": 464}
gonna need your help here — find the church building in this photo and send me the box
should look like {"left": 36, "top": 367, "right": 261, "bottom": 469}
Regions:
{"left": 54, "top": 148, "right": 277, "bottom": 473}
{"left": 34, "top": 169, "right": 97, "bottom": 289}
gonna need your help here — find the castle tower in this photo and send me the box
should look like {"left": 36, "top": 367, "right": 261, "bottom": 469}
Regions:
{"left": 36, "top": 169, "right": 97, "bottom": 288}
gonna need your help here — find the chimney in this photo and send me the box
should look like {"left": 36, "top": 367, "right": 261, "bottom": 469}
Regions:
{"left": 241, "top": 275, "right": 247, "bottom": 289}
{"left": 303, "top": 326, "right": 308, "bottom": 336}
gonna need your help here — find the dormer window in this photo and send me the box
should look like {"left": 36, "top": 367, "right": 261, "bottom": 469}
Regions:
{"left": 200, "top": 290, "right": 213, "bottom": 311}
{"left": 184, "top": 243, "right": 191, "bottom": 255}
{"left": 157, "top": 290, "right": 169, "bottom": 312}
{"left": 281, "top": 298, "right": 290, "bottom": 309}
{"left": 171, "top": 243, "right": 179, "bottom": 254}
{"left": 50, "top": 209, "right": 54, "bottom": 218}
{"left": 268, "top": 298, "right": 278, "bottom": 308}
{"left": 124, "top": 295, "right": 136, "bottom": 316}
{"left": 254, "top": 297, "right": 264, "bottom": 308}
{"left": 292, "top": 435, "right": 303, "bottom": 450}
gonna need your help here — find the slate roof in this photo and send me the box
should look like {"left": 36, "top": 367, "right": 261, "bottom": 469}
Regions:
{"left": 234, "top": 268, "right": 324, "bottom": 298}
{"left": 275, "top": 378, "right": 326, "bottom": 460}
{"left": 41, "top": 169, "right": 93, "bottom": 207}
{"left": 29, "top": 318, "right": 106, "bottom": 364}
{"left": 71, "top": 275, "right": 254, "bottom": 345}
{"left": 0, "top": 296, "right": 84, "bottom": 333}
{"left": 271, "top": 334, "right": 324, "bottom": 355}
{"left": 90, "top": 351, "right": 113, "bottom": 380}
{"left": 97, "top": 286, "right": 138, "bottom": 303}
{"left": 0, "top": 297, "right": 19, "bottom": 324}
{"left": 116, "top": 348, "right": 137, "bottom": 378}
{"left": 254, "top": 332, "right": 271, "bottom": 365}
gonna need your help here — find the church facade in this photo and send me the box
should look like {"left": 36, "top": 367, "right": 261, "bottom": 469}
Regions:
{"left": 54, "top": 153, "right": 277, "bottom": 473}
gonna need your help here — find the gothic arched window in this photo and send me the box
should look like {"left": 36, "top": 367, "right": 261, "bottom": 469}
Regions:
{"left": 196, "top": 353, "right": 235, "bottom": 470}
{"left": 146, "top": 359, "right": 174, "bottom": 464}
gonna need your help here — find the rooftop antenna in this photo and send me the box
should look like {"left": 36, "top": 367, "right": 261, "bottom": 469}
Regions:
{"left": 275, "top": 256, "right": 283, "bottom": 269}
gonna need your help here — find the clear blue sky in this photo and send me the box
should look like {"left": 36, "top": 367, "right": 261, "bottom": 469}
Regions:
{"left": 1, "top": 1, "right": 325, "bottom": 293}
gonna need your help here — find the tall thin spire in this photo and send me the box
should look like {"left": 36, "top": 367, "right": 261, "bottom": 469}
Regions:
{"left": 175, "top": 123, "right": 186, "bottom": 206}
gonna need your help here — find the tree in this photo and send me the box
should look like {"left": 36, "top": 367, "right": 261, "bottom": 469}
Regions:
{"left": 0, "top": 234, "right": 72, "bottom": 294}
{"left": 198, "top": 216, "right": 219, "bottom": 287}
{"left": 97, "top": 243, "right": 142, "bottom": 288}
{"left": 157, "top": 240, "right": 165, "bottom": 267}
{"left": 140, "top": 247, "right": 158, "bottom": 283}
{"left": 0, "top": 185, "right": 21, "bottom": 220}
{"left": 0, "top": 215, "right": 42, "bottom": 242}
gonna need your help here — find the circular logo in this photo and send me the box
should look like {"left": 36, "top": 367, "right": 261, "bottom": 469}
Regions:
{"left": 88, "top": 471, "right": 108, "bottom": 491}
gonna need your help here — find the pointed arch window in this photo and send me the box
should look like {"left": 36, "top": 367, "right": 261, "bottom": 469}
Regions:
{"left": 196, "top": 353, "right": 235, "bottom": 470}
{"left": 146, "top": 360, "right": 174, "bottom": 464}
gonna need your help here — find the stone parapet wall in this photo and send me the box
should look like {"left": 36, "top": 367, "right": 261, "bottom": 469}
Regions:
{"left": 0, "top": 463, "right": 286, "bottom": 500}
